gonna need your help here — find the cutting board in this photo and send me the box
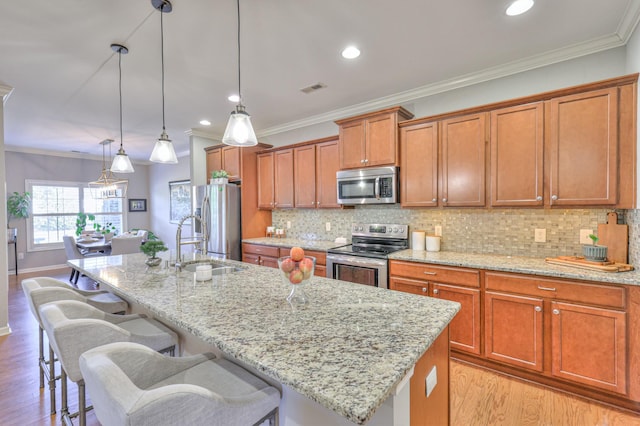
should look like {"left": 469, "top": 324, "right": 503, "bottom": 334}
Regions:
{"left": 597, "top": 212, "right": 629, "bottom": 264}
{"left": 545, "top": 256, "right": 634, "bottom": 272}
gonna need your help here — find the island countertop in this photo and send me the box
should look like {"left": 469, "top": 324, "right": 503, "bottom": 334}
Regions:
{"left": 69, "top": 254, "right": 460, "bottom": 425}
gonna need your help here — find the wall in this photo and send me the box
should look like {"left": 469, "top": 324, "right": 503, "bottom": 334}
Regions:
{"left": 625, "top": 18, "right": 640, "bottom": 267}
{"left": 3, "top": 151, "right": 150, "bottom": 271}
{"left": 0, "top": 83, "right": 11, "bottom": 335}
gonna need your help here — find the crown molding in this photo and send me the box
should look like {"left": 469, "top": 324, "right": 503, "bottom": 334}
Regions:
{"left": 0, "top": 83, "right": 13, "bottom": 104}
{"left": 617, "top": 0, "right": 640, "bottom": 43}
{"left": 186, "top": 128, "right": 219, "bottom": 140}
{"left": 258, "top": 33, "right": 628, "bottom": 138}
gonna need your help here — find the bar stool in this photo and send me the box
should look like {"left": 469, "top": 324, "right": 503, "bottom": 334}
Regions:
{"left": 21, "top": 277, "right": 128, "bottom": 415}
{"left": 80, "top": 342, "right": 280, "bottom": 426}
{"left": 39, "top": 300, "right": 178, "bottom": 426}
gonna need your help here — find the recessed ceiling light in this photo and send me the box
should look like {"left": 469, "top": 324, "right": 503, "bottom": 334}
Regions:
{"left": 341, "top": 46, "right": 360, "bottom": 59}
{"left": 506, "top": 0, "right": 534, "bottom": 16}
{"left": 228, "top": 94, "right": 240, "bottom": 103}
{"left": 200, "top": 120, "right": 211, "bottom": 126}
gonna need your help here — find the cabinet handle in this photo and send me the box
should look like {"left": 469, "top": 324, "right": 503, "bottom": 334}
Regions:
{"left": 551, "top": 195, "right": 558, "bottom": 201}
{"left": 361, "top": 159, "right": 365, "bottom": 164}
{"left": 442, "top": 198, "right": 448, "bottom": 203}
{"left": 317, "top": 201, "right": 320, "bottom": 206}
{"left": 423, "top": 271, "right": 437, "bottom": 275}
{"left": 432, "top": 288, "right": 438, "bottom": 294}
{"left": 553, "top": 309, "right": 560, "bottom": 315}
{"left": 535, "top": 306, "right": 542, "bottom": 312}
{"left": 364, "top": 159, "right": 368, "bottom": 163}
{"left": 537, "top": 286, "right": 556, "bottom": 291}
{"left": 536, "top": 195, "right": 542, "bottom": 201}
{"left": 432, "top": 198, "right": 437, "bottom": 202}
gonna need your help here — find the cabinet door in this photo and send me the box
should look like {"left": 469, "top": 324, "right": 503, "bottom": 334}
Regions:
{"left": 490, "top": 103, "right": 544, "bottom": 206}
{"left": 294, "top": 145, "right": 317, "bottom": 208}
{"left": 548, "top": 88, "right": 618, "bottom": 206}
{"left": 366, "top": 113, "right": 397, "bottom": 167}
{"left": 206, "top": 148, "right": 222, "bottom": 180}
{"left": 274, "top": 149, "right": 294, "bottom": 208}
{"left": 315, "top": 139, "right": 340, "bottom": 208}
{"left": 485, "top": 291, "right": 544, "bottom": 372}
{"left": 222, "top": 147, "right": 241, "bottom": 181}
{"left": 551, "top": 301, "right": 626, "bottom": 394}
{"left": 432, "top": 283, "right": 481, "bottom": 355}
{"left": 339, "top": 120, "right": 366, "bottom": 169}
{"left": 257, "top": 153, "right": 274, "bottom": 209}
{"left": 389, "top": 276, "right": 430, "bottom": 296}
{"left": 400, "top": 121, "right": 438, "bottom": 207}
{"left": 441, "top": 113, "right": 487, "bottom": 207}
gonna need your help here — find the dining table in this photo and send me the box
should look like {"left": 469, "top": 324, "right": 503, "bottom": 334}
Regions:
{"left": 76, "top": 235, "right": 111, "bottom": 254}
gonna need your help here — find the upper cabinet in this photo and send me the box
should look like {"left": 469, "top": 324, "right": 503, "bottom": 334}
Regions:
{"left": 258, "top": 149, "right": 295, "bottom": 210}
{"left": 294, "top": 137, "right": 340, "bottom": 209}
{"left": 400, "top": 121, "right": 438, "bottom": 207}
{"left": 336, "top": 106, "right": 413, "bottom": 169}
{"left": 547, "top": 88, "right": 618, "bottom": 206}
{"left": 205, "top": 146, "right": 242, "bottom": 181}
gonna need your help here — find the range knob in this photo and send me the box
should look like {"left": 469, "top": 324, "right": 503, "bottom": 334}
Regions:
{"left": 393, "top": 227, "right": 399, "bottom": 233}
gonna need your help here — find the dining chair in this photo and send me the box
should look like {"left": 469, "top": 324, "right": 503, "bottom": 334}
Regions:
{"left": 63, "top": 235, "right": 100, "bottom": 284}
{"left": 110, "top": 235, "right": 143, "bottom": 255}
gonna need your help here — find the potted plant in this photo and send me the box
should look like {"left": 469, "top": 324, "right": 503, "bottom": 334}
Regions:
{"left": 582, "top": 233, "right": 608, "bottom": 262}
{"left": 210, "top": 170, "right": 229, "bottom": 185}
{"left": 75, "top": 213, "right": 95, "bottom": 236}
{"left": 140, "top": 240, "right": 168, "bottom": 266}
{"left": 93, "top": 222, "right": 117, "bottom": 241}
{"left": 6, "top": 191, "right": 31, "bottom": 241}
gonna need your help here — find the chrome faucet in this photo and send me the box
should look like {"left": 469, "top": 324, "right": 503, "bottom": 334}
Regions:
{"left": 175, "top": 214, "right": 208, "bottom": 271}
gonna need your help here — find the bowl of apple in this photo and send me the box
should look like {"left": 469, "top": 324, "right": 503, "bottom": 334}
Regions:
{"left": 278, "top": 247, "right": 315, "bottom": 305}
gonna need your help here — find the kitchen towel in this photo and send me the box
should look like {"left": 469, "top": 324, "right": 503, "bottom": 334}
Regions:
{"left": 426, "top": 235, "right": 441, "bottom": 252}
{"left": 412, "top": 231, "right": 426, "bottom": 250}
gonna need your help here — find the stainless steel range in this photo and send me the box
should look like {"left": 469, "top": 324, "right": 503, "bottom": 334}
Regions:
{"left": 326, "top": 223, "right": 409, "bottom": 289}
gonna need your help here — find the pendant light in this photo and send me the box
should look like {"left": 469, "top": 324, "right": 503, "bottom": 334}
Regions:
{"left": 149, "top": 0, "right": 178, "bottom": 164}
{"left": 222, "top": 0, "right": 258, "bottom": 147}
{"left": 110, "top": 44, "right": 135, "bottom": 173}
{"left": 89, "top": 139, "right": 128, "bottom": 199}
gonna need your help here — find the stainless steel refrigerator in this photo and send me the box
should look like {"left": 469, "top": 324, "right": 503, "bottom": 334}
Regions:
{"left": 193, "top": 183, "right": 241, "bottom": 260}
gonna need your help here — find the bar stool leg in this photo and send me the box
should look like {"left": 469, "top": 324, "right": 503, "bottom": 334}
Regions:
{"left": 48, "top": 344, "right": 56, "bottom": 415}
{"left": 79, "top": 381, "right": 86, "bottom": 426}
{"left": 38, "top": 327, "right": 45, "bottom": 389}
{"left": 61, "top": 368, "right": 69, "bottom": 419}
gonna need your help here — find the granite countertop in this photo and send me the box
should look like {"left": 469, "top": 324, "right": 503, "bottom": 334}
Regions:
{"left": 389, "top": 250, "right": 640, "bottom": 286}
{"left": 243, "top": 237, "right": 345, "bottom": 252}
{"left": 69, "top": 254, "right": 459, "bottom": 425}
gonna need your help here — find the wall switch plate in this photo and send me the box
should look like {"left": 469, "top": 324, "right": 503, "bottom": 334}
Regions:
{"left": 286, "top": 221, "right": 291, "bottom": 229}
{"left": 434, "top": 225, "right": 442, "bottom": 237}
{"left": 534, "top": 228, "right": 546, "bottom": 243}
{"left": 425, "top": 366, "right": 437, "bottom": 397}
{"left": 18, "top": 252, "right": 24, "bottom": 260}
{"left": 325, "top": 222, "right": 331, "bottom": 232}
{"left": 580, "top": 229, "right": 593, "bottom": 245}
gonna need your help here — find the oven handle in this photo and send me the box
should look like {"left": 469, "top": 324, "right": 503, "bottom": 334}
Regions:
{"left": 326, "top": 254, "right": 387, "bottom": 267}
{"left": 375, "top": 177, "right": 380, "bottom": 199}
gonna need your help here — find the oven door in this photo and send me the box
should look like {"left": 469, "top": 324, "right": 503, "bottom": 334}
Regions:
{"left": 326, "top": 253, "right": 388, "bottom": 289}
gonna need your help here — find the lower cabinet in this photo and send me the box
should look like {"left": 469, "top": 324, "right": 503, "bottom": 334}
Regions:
{"left": 242, "top": 243, "right": 327, "bottom": 277}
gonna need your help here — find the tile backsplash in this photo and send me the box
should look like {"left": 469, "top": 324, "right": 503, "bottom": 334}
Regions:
{"left": 273, "top": 206, "right": 637, "bottom": 264}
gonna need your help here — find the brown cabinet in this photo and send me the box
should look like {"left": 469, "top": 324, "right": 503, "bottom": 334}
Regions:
{"left": 389, "top": 260, "right": 481, "bottom": 355}
{"left": 205, "top": 146, "right": 241, "bottom": 181}
{"left": 547, "top": 88, "right": 618, "bottom": 206}
{"left": 440, "top": 112, "right": 487, "bottom": 207}
{"left": 490, "top": 102, "right": 544, "bottom": 206}
{"left": 242, "top": 243, "right": 280, "bottom": 268}
{"left": 257, "top": 150, "right": 295, "bottom": 209}
{"left": 293, "top": 138, "right": 339, "bottom": 209}
{"left": 336, "top": 106, "right": 413, "bottom": 170}
{"left": 399, "top": 121, "right": 438, "bottom": 207}
{"left": 294, "top": 145, "right": 316, "bottom": 208}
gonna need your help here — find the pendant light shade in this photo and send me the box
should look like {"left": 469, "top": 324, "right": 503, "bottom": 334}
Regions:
{"left": 150, "top": 0, "right": 178, "bottom": 164}
{"left": 90, "top": 139, "right": 128, "bottom": 199}
{"left": 222, "top": 0, "right": 257, "bottom": 147}
{"left": 110, "top": 44, "right": 135, "bottom": 173}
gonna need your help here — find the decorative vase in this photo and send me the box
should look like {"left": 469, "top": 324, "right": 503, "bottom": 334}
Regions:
{"left": 582, "top": 245, "right": 608, "bottom": 262}
{"left": 145, "top": 257, "right": 162, "bottom": 267}
{"left": 277, "top": 256, "right": 316, "bottom": 305}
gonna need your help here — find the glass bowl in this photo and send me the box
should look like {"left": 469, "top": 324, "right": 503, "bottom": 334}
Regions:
{"left": 277, "top": 256, "right": 316, "bottom": 304}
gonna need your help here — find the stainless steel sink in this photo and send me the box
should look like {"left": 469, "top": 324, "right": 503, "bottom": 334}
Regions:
{"left": 181, "top": 260, "right": 241, "bottom": 275}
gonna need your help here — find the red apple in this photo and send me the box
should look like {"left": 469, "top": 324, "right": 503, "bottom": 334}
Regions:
{"left": 280, "top": 257, "right": 295, "bottom": 273}
{"left": 289, "top": 269, "right": 304, "bottom": 284}
{"left": 290, "top": 246, "right": 305, "bottom": 261}
{"left": 299, "top": 257, "right": 314, "bottom": 279}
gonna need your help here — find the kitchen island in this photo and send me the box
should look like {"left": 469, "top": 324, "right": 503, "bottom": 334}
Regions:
{"left": 68, "top": 253, "right": 460, "bottom": 425}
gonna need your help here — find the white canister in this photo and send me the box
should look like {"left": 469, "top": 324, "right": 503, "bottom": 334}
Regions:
{"left": 412, "top": 231, "right": 426, "bottom": 250}
{"left": 426, "top": 235, "right": 441, "bottom": 252}
{"left": 195, "top": 264, "right": 213, "bottom": 281}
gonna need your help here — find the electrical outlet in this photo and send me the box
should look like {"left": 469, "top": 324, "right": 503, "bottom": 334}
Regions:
{"left": 434, "top": 225, "right": 442, "bottom": 237}
{"left": 286, "top": 221, "right": 291, "bottom": 229}
{"left": 325, "top": 222, "right": 331, "bottom": 232}
{"left": 18, "top": 252, "right": 24, "bottom": 260}
{"left": 580, "top": 229, "right": 593, "bottom": 245}
{"left": 534, "top": 228, "right": 546, "bottom": 243}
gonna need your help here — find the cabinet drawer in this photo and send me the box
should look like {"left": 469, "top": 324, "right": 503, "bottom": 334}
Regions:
{"left": 277, "top": 248, "right": 326, "bottom": 265}
{"left": 389, "top": 277, "right": 430, "bottom": 296}
{"left": 485, "top": 272, "right": 625, "bottom": 309}
{"left": 389, "top": 260, "right": 480, "bottom": 288}
{"left": 242, "top": 243, "right": 280, "bottom": 257}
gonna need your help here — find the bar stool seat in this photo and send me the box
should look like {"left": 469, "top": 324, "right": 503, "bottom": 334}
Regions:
{"left": 39, "top": 300, "right": 178, "bottom": 425}
{"left": 21, "top": 277, "right": 128, "bottom": 415}
{"left": 80, "top": 342, "right": 280, "bottom": 426}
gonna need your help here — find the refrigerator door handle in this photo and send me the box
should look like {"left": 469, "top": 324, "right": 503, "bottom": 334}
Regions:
{"left": 201, "top": 194, "right": 211, "bottom": 253}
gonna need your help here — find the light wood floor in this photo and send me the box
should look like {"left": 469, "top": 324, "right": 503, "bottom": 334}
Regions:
{"left": 2, "top": 268, "right": 640, "bottom": 425}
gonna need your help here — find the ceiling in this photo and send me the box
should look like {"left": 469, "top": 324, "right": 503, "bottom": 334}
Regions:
{"left": 1, "top": 0, "right": 639, "bottom": 162}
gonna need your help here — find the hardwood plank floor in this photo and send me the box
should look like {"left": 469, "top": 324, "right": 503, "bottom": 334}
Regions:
{"left": 2, "top": 268, "right": 640, "bottom": 425}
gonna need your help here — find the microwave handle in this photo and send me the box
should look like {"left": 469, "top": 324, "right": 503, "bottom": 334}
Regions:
{"left": 375, "top": 177, "right": 380, "bottom": 199}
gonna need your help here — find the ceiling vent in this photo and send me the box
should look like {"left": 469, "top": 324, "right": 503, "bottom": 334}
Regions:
{"left": 300, "top": 82, "right": 327, "bottom": 94}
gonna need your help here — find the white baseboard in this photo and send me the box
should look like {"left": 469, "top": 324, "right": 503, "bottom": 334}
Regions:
{"left": 0, "top": 325, "right": 12, "bottom": 336}
{"left": 14, "top": 263, "right": 70, "bottom": 275}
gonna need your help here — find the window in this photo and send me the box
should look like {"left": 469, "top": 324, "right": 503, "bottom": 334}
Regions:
{"left": 26, "top": 180, "right": 125, "bottom": 252}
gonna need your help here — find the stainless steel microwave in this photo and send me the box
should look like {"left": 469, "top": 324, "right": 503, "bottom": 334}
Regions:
{"left": 336, "top": 166, "right": 398, "bottom": 205}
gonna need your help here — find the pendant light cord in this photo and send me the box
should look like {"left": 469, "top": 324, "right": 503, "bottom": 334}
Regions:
{"left": 118, "top": 49, "right": 124, "bottom": 150}
{"left": 160, "top": 3, "right": 167, "bottom": 131}
{"left": 236, "top": 0, "right": 241, "bottom": 105}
